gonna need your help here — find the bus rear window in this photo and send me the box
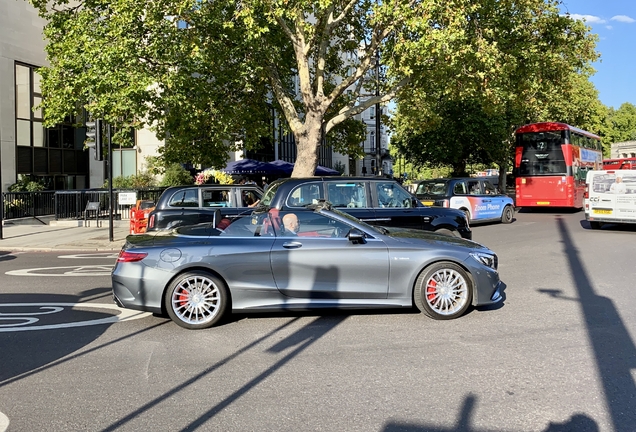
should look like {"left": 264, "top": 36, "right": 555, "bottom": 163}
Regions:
{"left": 517, "top": 132, "right": 567, "bottom": 176}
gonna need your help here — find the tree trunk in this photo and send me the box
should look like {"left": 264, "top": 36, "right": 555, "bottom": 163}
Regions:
{"left": 498, "top": 160, "right": 508, "bottom": 194}
{"left": 451, "top": 160, "right": 468, "bottom": 177}
{"left": 291, "top": 113, "right": 323, "bottom": 177}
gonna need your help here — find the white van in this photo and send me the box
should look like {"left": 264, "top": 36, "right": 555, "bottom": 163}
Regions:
{"left": 584, "top": 169, "right": 636, "bottom": 229}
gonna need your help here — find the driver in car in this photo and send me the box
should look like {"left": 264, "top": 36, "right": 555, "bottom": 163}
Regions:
{"left": 282, "top": 213, "right": 300, "bottom": 236}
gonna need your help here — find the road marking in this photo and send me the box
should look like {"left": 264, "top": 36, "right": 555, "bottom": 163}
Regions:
{"left": 0, "top": 410, "right": 8, "bottom": 432}
{"left": 58, "top": 253, "right": 119, "bottom": 259}
{"left": 0, "top": 303, "right": 151, "bottom": 332}
{"left": 5, "top": 265, "right": 113, "bottom": 277}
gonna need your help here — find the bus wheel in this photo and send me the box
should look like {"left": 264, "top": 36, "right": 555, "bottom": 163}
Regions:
{"left": 590, "top": 221, "right": 601, "bottom": 229}
{"left": 501, "top": 205, "right": 514, "bottom": 224}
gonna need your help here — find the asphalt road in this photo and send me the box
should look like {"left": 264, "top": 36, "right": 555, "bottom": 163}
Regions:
{"left": 0, "top": 209, "right": 634, "bottom": 432}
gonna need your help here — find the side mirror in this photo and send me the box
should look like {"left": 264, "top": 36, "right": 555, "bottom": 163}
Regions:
{"left": 347, "top": 228, "right": 366, "bottom": 244}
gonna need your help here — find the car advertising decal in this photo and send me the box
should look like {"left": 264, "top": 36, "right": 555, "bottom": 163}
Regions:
{"left": 451, "top": 197, "right": 502, "bottom": 220}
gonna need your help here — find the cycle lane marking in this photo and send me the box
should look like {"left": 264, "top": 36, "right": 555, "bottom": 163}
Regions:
{"left": 0, "top": 410, "right": 8, "bottom": 432}
{"left": 5, "top": 265, "right": 113, "bottom": 277}
{"left": 0, "top": 303, "right": 151, "bottom": 332}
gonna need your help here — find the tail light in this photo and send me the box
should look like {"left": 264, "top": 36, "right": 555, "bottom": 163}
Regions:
{"left": 148, "top": 214, "right": 155, "bottom": 228}
{"left": 442, "top": 199, "right": 449, "bottom": 208}
{"left": 117, "top": 250, "right": 148, "bottom": 262}
{"left": 584, "top": 184, "right": 589, "bottom": 199}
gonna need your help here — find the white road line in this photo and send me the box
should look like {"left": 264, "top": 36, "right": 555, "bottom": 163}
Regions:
{"left": 5, "top": 265, "right": 113, "bottom": 276}
{"left": 57, "top": 253, "right": 119, "bottom": 259}
{"left": 0, "top": 410, "right": 8, "bottom": 432}
{"left": 0, "top": 303, "right": 151, "bottom": 332}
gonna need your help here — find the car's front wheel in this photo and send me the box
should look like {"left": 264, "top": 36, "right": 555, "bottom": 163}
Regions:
{"left": 165, "top": 271, "right": 229, "bottom": 329}
{"left": 434, "top": 228, "right": 457, "bottom": 237}
{"left": 414, "top": 262, "right": 473, "bottom": 320}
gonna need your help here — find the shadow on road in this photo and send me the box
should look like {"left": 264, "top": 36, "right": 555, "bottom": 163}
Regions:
{"left": 542, "top": 217, "right": 636, "bottom": 431}
{"left": 0, "top": 289, "right": 163, "bottom": 386}
{"left": 382, "top": 394, "right": 599, "bottom": 431}
{"left": 101, "top": 315, "right": 346, "bottom": 431}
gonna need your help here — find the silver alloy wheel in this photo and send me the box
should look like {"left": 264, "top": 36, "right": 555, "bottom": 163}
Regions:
{"left": 171, "top": 275, "right": 221, "bottom": 326}
{"left": 424, "top": 268, "right": 469, "bottom": 316}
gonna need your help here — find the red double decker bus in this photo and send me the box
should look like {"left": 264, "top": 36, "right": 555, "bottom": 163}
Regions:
{"left": 602, "top": 158, "right": 636, "bottom": 170}
{"left": 514, "top": 122, "right": 602, "bottom": 208}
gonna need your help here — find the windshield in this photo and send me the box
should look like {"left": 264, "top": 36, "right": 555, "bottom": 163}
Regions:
{"left": 517, "top": 131, "right": 567, "bottom": 176}
{"left": 259, "top": 181, "right": 281, "bottom": 206}
{"left": 415, "top": 181, "right": 448, "bottom": 196}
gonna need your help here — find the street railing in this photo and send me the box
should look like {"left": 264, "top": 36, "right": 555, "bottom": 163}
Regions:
{"left": 1, "top": 191, "right": 56, "bottom": 220}
{"left": 54, "top": 188, "right": 166, "bottom": 220}
{"left": 1, "top": 188, "right": 166, "bottom": 221}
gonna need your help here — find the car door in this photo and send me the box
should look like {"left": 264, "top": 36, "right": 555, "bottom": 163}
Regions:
{"left": 160, "top": 188, "right": 201, "bottom": 228}
{"left": 269, "top": 211, "right": 389, "bottom": 299}
{"left": 481, "top": 180, "right": 505, "bottom": 220}
{"left": 465, "top": 179, "right": 501, "bottom": 221}
{"left": 371, "top": 181, "right": 421, "bottom": 229}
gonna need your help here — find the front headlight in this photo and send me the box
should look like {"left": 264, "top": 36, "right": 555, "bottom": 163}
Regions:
{"left": 470, "top": 252, "right": 498, "bottom": 270}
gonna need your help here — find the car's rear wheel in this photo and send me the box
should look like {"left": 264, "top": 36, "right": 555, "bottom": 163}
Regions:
{"left": 501, "top": 205, "right": 514, "bottom": 224}
{"left": 165, "top": 271, "right": 228, "bottom": 329}
{"left": 414, "top": 262, "right": 473, "bottom": 320}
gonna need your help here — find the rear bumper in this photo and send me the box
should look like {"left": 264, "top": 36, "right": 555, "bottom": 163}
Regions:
{"left": 585, "top": 214, "right": 636, "bottom": 225}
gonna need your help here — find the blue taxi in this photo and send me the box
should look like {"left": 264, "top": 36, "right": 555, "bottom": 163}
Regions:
{"left": 414, "top": 177, "right": 515, "bottom": 224}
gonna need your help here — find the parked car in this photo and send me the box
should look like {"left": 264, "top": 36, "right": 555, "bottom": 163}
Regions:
{"left": 146, "top": 184, "right": 264, "bottom": 231}
{"left": 414, "top": 178, "right": 515, "bottom": 224}
{"left": 259, "top": 177, "right": 472, "bottom": 239}
{"left": 112, "top": 202, "right": 503, "bottom": 329}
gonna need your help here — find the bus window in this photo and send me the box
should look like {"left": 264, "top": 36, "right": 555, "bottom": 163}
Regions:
{"left": 517, "top": 131, "right": 567, "bottom": 176}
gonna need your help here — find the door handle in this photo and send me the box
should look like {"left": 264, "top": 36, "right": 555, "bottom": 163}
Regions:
{"left": 283, "top": 242, "right": 303, "bottom": 249}
{"left": 483, "top": 199, "right": 491, "bottom": 203}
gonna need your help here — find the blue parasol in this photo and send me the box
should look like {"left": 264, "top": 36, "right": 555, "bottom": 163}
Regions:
{"left": 221, "top": 159, "right": 285, "bottom": 175}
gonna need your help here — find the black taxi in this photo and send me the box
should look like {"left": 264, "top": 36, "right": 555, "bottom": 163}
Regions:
{"left": 259, "top": 177, "right": 472, "bottom": 239}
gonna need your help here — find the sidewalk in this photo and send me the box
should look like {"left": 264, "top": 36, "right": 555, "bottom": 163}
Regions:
{"left": 0, "top": 219, "right": 131, "bottom": 252}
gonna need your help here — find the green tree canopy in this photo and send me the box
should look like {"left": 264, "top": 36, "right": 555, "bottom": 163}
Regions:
{"left": 31, "top": 0, "right": 580, "bottom": 177}
{"left": 391, "top": 0, "right": 602, "bottom": 178}
{"left": 601, "top": 103, "right": 636, "bottom": 152}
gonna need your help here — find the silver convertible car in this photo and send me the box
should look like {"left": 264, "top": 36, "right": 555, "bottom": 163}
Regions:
{"left": 112, "top": 203, "right": 503, "bottom": 329}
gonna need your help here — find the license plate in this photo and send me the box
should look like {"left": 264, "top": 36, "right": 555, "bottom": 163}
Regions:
{"left": 536, "top": 201, "right": 550, "bottom": 205}
{"left": 593, "top": 209, "right": 612, "bottom": 215}
{"left": 421, "top": 201, "right": 434, "bottom": 206}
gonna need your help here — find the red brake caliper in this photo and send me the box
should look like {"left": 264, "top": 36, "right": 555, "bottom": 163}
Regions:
{"left": 178, "top": 289, "right": 189, "bottom": 307}
{"left": 427, "top": 279, "right": 437, "bottom": 301}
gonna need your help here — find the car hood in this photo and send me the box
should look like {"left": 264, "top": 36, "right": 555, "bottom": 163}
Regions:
{"left": 382, "top": 226, "right": 489, "bottom": 251}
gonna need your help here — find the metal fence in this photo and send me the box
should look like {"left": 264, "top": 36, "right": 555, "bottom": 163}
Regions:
{"left": 1, "top": 191, "right": 56, "bottom": 220}
{"left": 1, "top": 188, "right": 166, "bottom": 221}
{"left": 54, "top": 188, "right": 166, "bottom": 220}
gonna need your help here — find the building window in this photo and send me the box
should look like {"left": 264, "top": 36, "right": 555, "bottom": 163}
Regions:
{"left": 15, "top": 64, "right": 42, "bottom": 147}
{"left": 14, "top": 62, "right": 89, "bottom": 189}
